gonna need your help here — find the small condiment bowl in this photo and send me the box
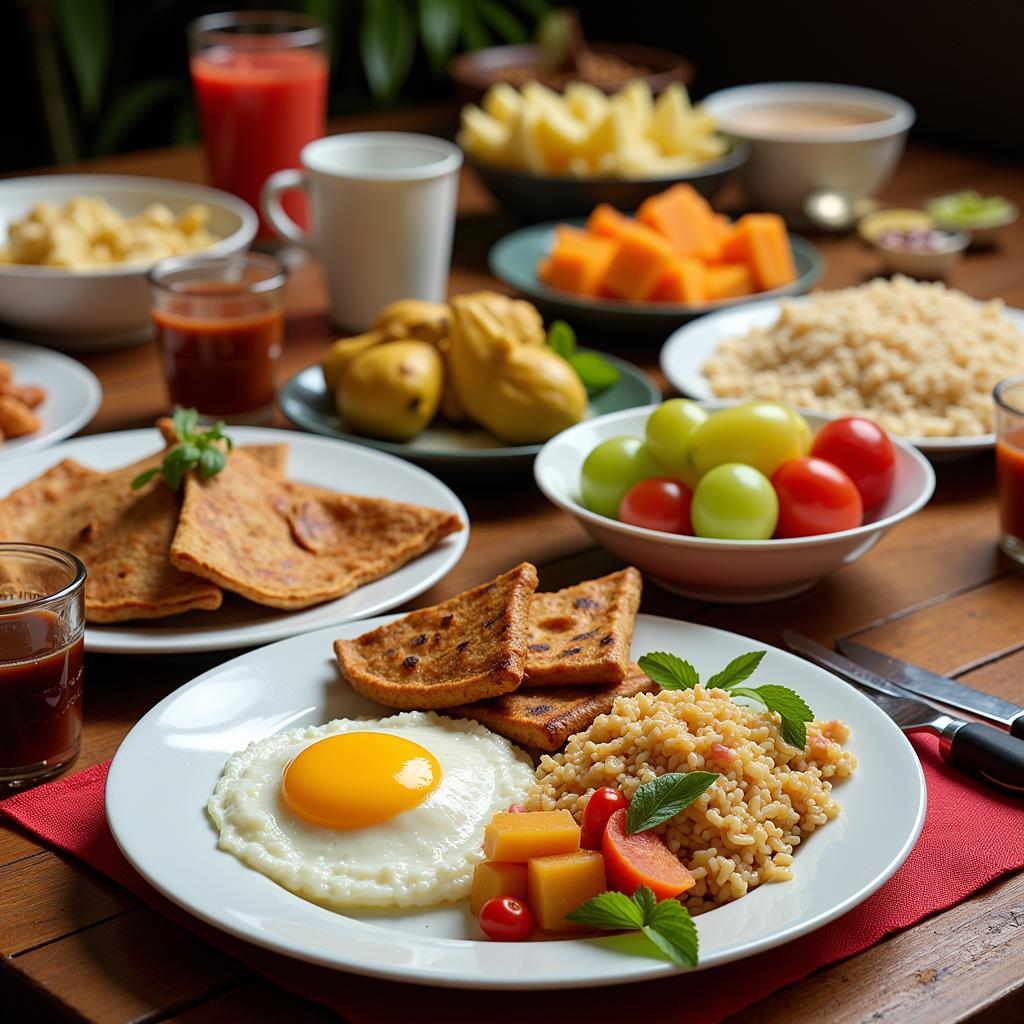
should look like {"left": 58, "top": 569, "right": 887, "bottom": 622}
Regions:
{"left": 872, "top": 228, "right": 969, "bottom": 280}
{"left": 534, "top": 404, "right": 935, "bottom": 603}
{"left": 858, "top": 207, "right": 936, "bottom": 244}
{"left": 925, "top": 191, "right": 1019, "bottom": 248}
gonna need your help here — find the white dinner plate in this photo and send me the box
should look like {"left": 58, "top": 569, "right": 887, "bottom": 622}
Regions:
{"left": 0, "top": 339, "right": 101, "bottom": 459}
{"left": 105, "top": 613, "right": 926, "bottom": 989}
{"left": 659, "top": 298, "right": 1024, "bottom": 456}
{"left": 0, "top": 427, "right": 468, "bottom": 654}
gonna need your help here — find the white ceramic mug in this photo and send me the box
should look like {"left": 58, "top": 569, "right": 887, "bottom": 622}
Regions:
{"left": 262, "top": 132, "right": 462, "bottom": 330}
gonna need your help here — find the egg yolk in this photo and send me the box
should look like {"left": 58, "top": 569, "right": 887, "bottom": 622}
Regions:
{"left": 281, "top": 732, "right": 441, "bottom": 829}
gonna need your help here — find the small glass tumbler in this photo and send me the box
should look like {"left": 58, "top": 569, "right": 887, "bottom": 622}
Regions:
{"left": 0, "top": 544, "right": 86, "bottom": 788}
{"left": 995, "top": 376, "right": 1024, "bottom": 566}
{"left": 149, "top": 253, "right": 286, "bottom": 424}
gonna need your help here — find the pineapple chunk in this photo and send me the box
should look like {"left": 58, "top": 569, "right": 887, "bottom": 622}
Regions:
{"left": 579, "top": 105, "right": 634, "bottom": 165}
{"left": 614, "top": 140, "right": 663, "bottom": 177}
{"left": 502, "top": 105, "right": 547, "bottom": 174}
{"left": 527, "top": 850, "right": 607, "bottom": 933}
{"left": 534, "top": 106, "right": 588, "bottom": 173}
{"left": 470, "top": 861, "right": 528, "bottom": 915}
{"left": 521, "top": 80, "right": 566, "bottom": 116}
{"left": 483, "top": 810, "right": 580, "bottom": 862}
{"left": 482, "top": 82, "right": 523, "bottom": 124}
{"left": 614, "top": 79, "right": 655, "bottom": 131}
{"left": 563, "top": 82, "right": 609, "bottom": 126}
{"left": 458, "top": 106, "right": 511, "bottom": 164}
{"left": 648, "top": 83, "right": 695, "bottom": 154}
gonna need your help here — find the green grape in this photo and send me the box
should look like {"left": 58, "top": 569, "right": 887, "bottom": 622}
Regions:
{"left": 688, "top": 402, "right": 806, "bottom": 479}
{"left": 580, "top": 436, "right": 662, "bottom": 519}
{"left": 691, "top": 463, "right": 779, "bottom": 540}
{"left": 645, "top": 399, "right": 707, "bottom": 487}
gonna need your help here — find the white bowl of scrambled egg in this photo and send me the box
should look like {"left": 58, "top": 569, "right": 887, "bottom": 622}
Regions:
{"left": 0, "top": 175, "right": 258, "bottom": 350}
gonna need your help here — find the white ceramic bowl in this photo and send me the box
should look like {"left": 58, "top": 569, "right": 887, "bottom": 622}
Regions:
{"left": 701, "top": 83, "right": 915, "bottom": 223}
{"left": 0, "top": 175, "right": 258, "bottom": 351}
{"left": 534, "top": 404, "right": 935, "bottom": 603}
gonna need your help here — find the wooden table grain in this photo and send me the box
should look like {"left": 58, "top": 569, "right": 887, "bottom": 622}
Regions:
{"left": 3, "top": 105, "right": 1024, "bottom": 1024}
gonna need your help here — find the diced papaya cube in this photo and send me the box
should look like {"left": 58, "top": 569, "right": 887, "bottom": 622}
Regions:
{"left": 527, "top": 850, "right": 608, "bottom": 933}
{"left": 699, "top": 213, "right": 732, "bottom": 262}
{"left": 704, "top": 262, "right": 755, "bottom": 301}
{"left": 718, "top": 213, "right": 797, "bottom": 291}
{"left": 586, "top": 203, "right": 634, "bottom": 240}
{"left": 637, "top": 184, "right": 717, "bottom": 259}
{"left": 483, "top": 810, "right": 581, "bottom": 862}
{"left": 649, "top": 258, "right": 706, "bottom": 303}
{"left": 470, "top": 861, "right": 528, "bottom": 915}
{"left": 538, "top": 227, "right": 618, "bottom": 296}
{"left": 600, "top": 221, "right": 674, "bottom": 300}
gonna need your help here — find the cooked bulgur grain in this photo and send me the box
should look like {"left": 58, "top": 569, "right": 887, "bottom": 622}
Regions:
{"left": 527, "top": 685, "right": 855, "bottom": 913}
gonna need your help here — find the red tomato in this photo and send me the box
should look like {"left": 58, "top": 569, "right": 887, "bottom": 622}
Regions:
{"left": 810, "top": 417, "right": 896, "bottom": 511}
{"left": 580, "top": 787, "right": 628, "bottom": 850}
{"left": 602, "top": 808, "right": 695, "bottom": 900}
{"left": 478, "top": 896, "right": 534, "bottom": 941}
{"left": 618, "top": 478, "right": 693, "bottom": 534}
{"left": 771, "top": 457, "right": 864, "bottom": 538}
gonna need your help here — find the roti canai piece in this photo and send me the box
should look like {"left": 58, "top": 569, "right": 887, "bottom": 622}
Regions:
{"left": 0, "top": 453, "right": 223, "bottom": 622}
{"left": 447, "top": 665, "right": 653, "bottom": 752}
{"left": 334, "top": 562, "right": 538, "bottom": 709}
{"left": 169, "top": 448, "right": 463, "bottom": 610}
{"left": 523, "top": 567, "right": 642, "bottom": 686}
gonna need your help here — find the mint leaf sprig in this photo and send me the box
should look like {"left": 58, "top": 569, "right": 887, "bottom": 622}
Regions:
{"left": 626, "top": 771, "right": 718, "bottom": 834}
{"left": 566, "top": 886, "right": 699, "bottom": 968}
{"left": 546, "top": 319, "right": 620, "bottom": 396}
{"left": 131, "top": 407, "right": 234, "bottom": 491}
{"left": 638, "top": 649, "right": 815, "bottom": 750}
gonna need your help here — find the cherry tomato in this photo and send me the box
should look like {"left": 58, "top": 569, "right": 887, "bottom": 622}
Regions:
{"left": 580, "top": 787, "right": 628, "bottom": 850}
{"left": 810, "top": 417, "right": 896, "bottom": 511}
{"left": 478, "top": 896, "right": 534, "bottom": 941}
{"left": 618, "top": 478, "right": 693, "bottom": 534}
{"left": 771, "top": 457, "right": 864, "bottom": 538}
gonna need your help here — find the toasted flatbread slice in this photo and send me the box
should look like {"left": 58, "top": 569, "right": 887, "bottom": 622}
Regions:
{"left": 523, "top": 567, "right": 642, "bottom": 686}
{"left": 0, "top": 454, "right": 223, "bottom": 622}
{"left": 448, "top": 665, "right": 653, "bottom": 752}
{"left": 169, "top": 448, "right": 462, "bottom": 610}
{"left": 334, "top": 563, "right": 538, "bottom": 709}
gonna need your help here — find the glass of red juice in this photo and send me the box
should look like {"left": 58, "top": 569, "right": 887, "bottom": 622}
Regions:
{"left": 995, "top": 375, "right": 1024, "bottom": 566}
{"left": 0, "top": 544, "right": 86, "bottom": 789}
{"left": 189, "top": 11, "right": 328, "bottom": 237}
{"left": 149, "top": 253, "right": 286, "bottom": 423}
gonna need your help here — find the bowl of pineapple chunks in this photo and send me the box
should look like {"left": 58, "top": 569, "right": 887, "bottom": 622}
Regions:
{"left": 458, "top": 80, "right": 747, "bottom": 221}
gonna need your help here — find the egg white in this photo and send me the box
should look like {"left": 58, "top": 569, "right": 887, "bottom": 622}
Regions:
{"left": 207, "top": 711, "right": 534, "bottom": 909}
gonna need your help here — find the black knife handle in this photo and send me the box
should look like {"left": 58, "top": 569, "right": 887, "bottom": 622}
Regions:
{"left": 1011, "top": 716, "right": 1024, "bottom": 742}
{"left": 942, "top": 722, "right": 1024, "bottom": 795}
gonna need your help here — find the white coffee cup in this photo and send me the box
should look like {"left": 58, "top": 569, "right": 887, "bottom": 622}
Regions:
{"left": 262, "top": 132, "right": 462, "bottom": 330}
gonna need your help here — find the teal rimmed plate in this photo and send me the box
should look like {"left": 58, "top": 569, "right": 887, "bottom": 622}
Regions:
{"left": 489, "top": 221, "right": 823, "bottom": 333}
{"left": 278, "top": 351, "right": 660, "bottom": 472}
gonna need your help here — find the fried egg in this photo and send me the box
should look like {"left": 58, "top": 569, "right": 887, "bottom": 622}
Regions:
{"left": 207, "top": 711, "right": 533, "bottom": 909}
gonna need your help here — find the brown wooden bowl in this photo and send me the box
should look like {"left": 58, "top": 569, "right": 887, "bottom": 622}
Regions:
{"left": 450, "top": 42, "right": 693, "bottom": 105}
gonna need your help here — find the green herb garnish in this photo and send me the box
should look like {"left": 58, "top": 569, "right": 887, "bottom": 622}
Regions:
{"left": 131, "top": 407, "right": 233, "bottom": 491}
{"left": 546, "top": 319, "right": 620, "bottom": 396}
{"left": 566, "top": 886, "right": 699, "bottom": 968}
{"left": 638, "top": 649, "right": 815, "bottom": 750}
{"left": 626, "top": 771, "right": 718, "bottom": 835}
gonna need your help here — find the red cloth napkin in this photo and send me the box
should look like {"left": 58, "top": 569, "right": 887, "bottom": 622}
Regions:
{"left": 4, "top": 734, "right": 1024, "bottom": 1024}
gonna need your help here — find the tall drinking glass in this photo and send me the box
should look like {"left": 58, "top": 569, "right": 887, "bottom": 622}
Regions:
{"left": 189, "top": 11, "right": 329, "bottom": 237}
{"left": 995, "top": 375, "right": 1024, "bottom": 566}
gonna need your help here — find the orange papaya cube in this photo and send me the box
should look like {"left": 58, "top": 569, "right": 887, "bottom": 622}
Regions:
{"left": 600, "top": 221, "right": 674, "bottom": 300}
{"left": 649, "top": 258, "right": 706, "bottom": 303}
{"left": 527, "top": 850, "right": 608, "bottom": 933}
{"left": 699, "top": 213, "right": 733, "bottom": 262}
{"left": 704, "top": 262, "right": 755, "bottom": 301}
{"left": 483, "top": 809, "right": 581, "bottom": 862}
{"left": 586, "top": 203, "right": 633, "bottom": 240}
{"left": 469, "top": 861, "right": 528, "bottom": 915}
{"left": 718, "top": 213, "right": 796, "bottom": 291}
{"left": 637, "top": 184, "right": 717, "bottom": 259}
{"left": 537, "top": 227, "right": 618, "bottom": 296}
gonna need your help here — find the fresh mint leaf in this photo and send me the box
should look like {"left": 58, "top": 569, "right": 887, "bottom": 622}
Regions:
{"left": 626, "top": 771, "right": 718, "bottom": 835}
{"left": 130, "top": 466, "right": 160, "bottom": 490}
{"left": 137, "top": 407, "right": 233, "bottom": 492}
{"left": 546, "top": 319, "right": 576, "bottom": 359}
{"left": 644, "top": 898, "right": 699, "bottom": 967}
{"left": 173, "top": 406, "right": 199, "bottom": 440}
{"left": 631, "top": 885, "right": 657, "bottom": 919}
{"left": 569, "top": 351, "right": 621, "bottom": 395}
{"left": 729, "top": 683, "right": 814, "bottom": 749}
{"left": 708, "top": 650, "right": 767, "bottom": 691}
{"left": 638, "top": 651, "right": 700, "bottom": 691}
{"left": 199, "top": 445, "right": 226, "bottom": 479}
{"left": 565, "top": 889, "right": 645, "bottom": 930}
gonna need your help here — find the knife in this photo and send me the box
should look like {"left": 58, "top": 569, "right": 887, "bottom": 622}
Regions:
{"left": 837, "top": 638, "right": 1024, "bottom": 740}
{"left": 782, "top": 631, "right": 1024, "bottom": 796}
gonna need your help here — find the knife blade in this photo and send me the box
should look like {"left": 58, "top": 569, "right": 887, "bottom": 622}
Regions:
{"left": 837, "top": 638, "right": 1024, "bottom": 739}
{"left": 782, "top": 631, "right": 1024, "bottom": 796}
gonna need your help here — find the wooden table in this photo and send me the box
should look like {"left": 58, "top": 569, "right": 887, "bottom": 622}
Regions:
{"left": 3, "top": 105, "right": 1024, "bottom": 1024}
